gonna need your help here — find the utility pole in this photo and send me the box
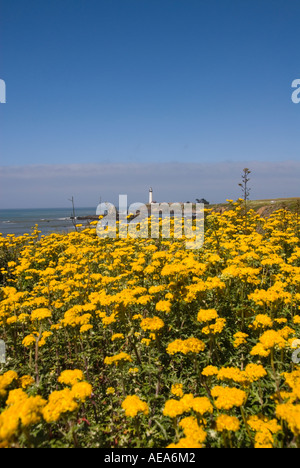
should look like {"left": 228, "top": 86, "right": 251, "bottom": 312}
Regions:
{"left": 68, "top": 196, "right": 77, "bottom": 231}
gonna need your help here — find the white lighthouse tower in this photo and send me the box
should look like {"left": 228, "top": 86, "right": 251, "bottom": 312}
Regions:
{"left": 149, "top": 187, "right": 153, "bottom": 204}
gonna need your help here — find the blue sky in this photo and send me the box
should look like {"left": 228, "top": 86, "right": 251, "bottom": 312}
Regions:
{"left": 0, "top": 0, "right": 300, "bottom": 208}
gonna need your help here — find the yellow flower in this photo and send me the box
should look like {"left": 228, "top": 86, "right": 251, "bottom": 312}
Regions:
{"left": 167, "top": 437, "right": 203, "bottom": 448}
{"left": 165, "top": 293, "right": 173, "bottom": 301}
{"left": 166, "top": 337, "right": 205, "bottom": 355}
{"left": 197, "top": 308, "right": 218, "bottom": 323}
{"left": 0, "top": 371, "right": 18, "bottom": 397}
{"left": 6, "top": 316, "right": 17, "bottom": 325}
{"left": 140, "top": 316, "right": 164, "bottom": 332}
{"left": 248, "top": 415, "right": 281, "bottom": 434}
{"left": 6, "top": 388, "right": 28, "bottom": 406}
{"left": 0, "top": 407, "right": 19, "bottom": 442}
{"left": 155, "top": 300, "right": 171, "bottom": 313}
{"left": 111, "top": 333, "right": 124, "bottom": 341}
{"left": 259, "top": 330, "right": 286, "bottom": 350}
{"left": 30, "top": 308, "right": 52, "bottom": 322}
{"left": 191, "top": 396, "right": 213, "bottom": 416}
{"left": 121, "top": 395, "right": 149, "bottom": 418}
{"left": 248, "top": 415, "right": 281, "bottom": 447}
{"left": 293, "top": 315, "right": 300, "bottom": 325}
{"left": 211, "top": 386, "right": 246, "bottom": 410}
{"left": 276, "top": 403, "right": 300, "bottom": 436}
{"left": 233, "top": 332, "right": 248, "bottom": 348}
{"left": 42, "top": 388, "right": 79, "bottom": 423}
{"left": 217, "top": 367, "right": 247, "bottom": 385}
{"left": 80, "top": 324, "right": 93, "bottom": 333}
{"left": 248, "top": 282, "right": 292, "bottom": 306}
{"left": 102, "top": 313, "right": 117, "bottom": 327}
{"left": 274, "top": 318, "right": 287, "bottom": 325}
{"left": 281, "top": 368, "right": 300, "bottom": 399}
{"left": 71, "top": 381, "right": 92, "bottom": 402}
{"left": 244, "top": 363, "right": 267, "bottom": 383}
{"left": 215, "top": 414, "right": 240, "bottom": 432}
{"left": 22, "top": 334, "right": 37, "bottom": 348}
{"left": 178, "top": 393, "right": 194, "bottom": 412}
{"left": 277, "top": 326, "right": 295, "bottom": 340}
{"left": 141, "top": 338, "right": 151, "bottom": 346}
{"left": 104, "top": 352, "right": 132, "bottom": 366}
{"left": 179, "top": 416, "right": 207, "bottom": 444}
{"left": 250, "top": 343, "right": 271, "bottom": 357}
{"left": 148, "top": 285, "right": 165, "bottom": 294}
{"left": 38, "top": 331, "right": 53, "bottom": 347}
{"left": 58, "top": 369, "right": 84, "bottom": 386}
{"left": 19, "top": 375, "right": 35, "bottom": 389}
{"left": 106, "top": 387, "right": 115, "bottom": 395}
{"left": 136, "top": 295, "right": 152, "bottom": 305}
{"left": 171, "top": 383, "right": 184, "bottom": 398}
{"left": 201, "top": 365, "right": 219, "bottom": 377}
{"left": 253, "top": 429, "right": 274, "bottom": 448}
{"left": 132, "top": 314, "right": 143, "bottom": 320}
{"left": 201, "top": 318, "right": 226, "bottom": 335}
{"left": 18, "top": 313, "right": 30, "bottom": 323}
{"left": 163, "top": 399, "right": 186, "bottom": 418}
{"left": 0, "top": 390, "right": 46, "bottom": 443}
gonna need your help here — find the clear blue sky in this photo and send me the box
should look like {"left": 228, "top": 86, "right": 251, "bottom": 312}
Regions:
{"left": 0, "top": 0, "right": 300, "bottom": 208}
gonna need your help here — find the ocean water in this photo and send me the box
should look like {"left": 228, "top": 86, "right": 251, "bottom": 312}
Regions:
{"left": 0, "top": 207, "right": 97, "bottom": 237}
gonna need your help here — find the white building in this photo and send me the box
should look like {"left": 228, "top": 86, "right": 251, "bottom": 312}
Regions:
{"left": 149, "top": 187, "right": 153, "bottom": 204}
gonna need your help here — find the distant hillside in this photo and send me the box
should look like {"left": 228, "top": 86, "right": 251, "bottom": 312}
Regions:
{"left": 211, "top": 197, "right": 300, "bottom": 217}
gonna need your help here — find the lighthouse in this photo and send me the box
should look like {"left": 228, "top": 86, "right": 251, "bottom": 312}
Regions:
{"left": 149, "top": 187, "right": 153, "bottom": 204}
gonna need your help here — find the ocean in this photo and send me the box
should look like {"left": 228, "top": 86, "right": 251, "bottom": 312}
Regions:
{"left": 0, "top": 207, "right": 98, "bottom": 237}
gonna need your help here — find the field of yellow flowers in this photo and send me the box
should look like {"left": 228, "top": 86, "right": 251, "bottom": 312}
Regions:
{"left": 0, "top": 199, "right": 300, "bottom": 448}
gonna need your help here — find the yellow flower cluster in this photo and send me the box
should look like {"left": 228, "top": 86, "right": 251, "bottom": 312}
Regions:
{"left": 247, "top": 415, "right": 281, "bottom": 448}
{"left": 41, "top": 371, "right": 92, "bottom": 423}
{"left": 121, "top": 395, "right": 149, "bottom": 418}
{"left": 215, "top": 414, "right": 240, "bottom": 433}
{"left": 251, "top": 314, "right": 273, "bottom": 330}
{"left": 1, "top": 201, "right": 300, "bottom": 447}
{"left": 167, "top": 416, "right": 207, "bottom": 448}
{"left": 0, "top": 369, "right": 92, "bottom": 447}
{"left": 171, "top": 383, "right": 184, "bottom": 398}
{"left": 0, "top": 371, "right": 18, "bottom": 397}
{"left": 104, "top": 352, "right": 132, "bottom": 366}
{"left": 275, "top": 368, "right": 300, "bottom": 437}
{"left": 57, "top": 369, "right": 84, "bottom": 386}
{"left": 166, "top": 337, "right": 205, "bottom": 355}
{"left": 0, "top": 389, "right": 46, "bottom": 447}
{"left": 163, "top": 393, "right": 212, "bottom": 418}
{"left": 111, "top": 333, "right": 125, "bottom": 341}
{"left": 249, "top": 283, "right": 292, "bottom": 307}
{"left": 250, "top": 330, "right": 287, "bottom": 357}
{"left": 233, "top": 332, "right": 249, "bottom": 348}
{"left": 197, "top": 308, "right": 226, "bottom": 335}
{"left": 197, "top": 308, "right": 219, "bottom": 322}
{"left": 140, "top": 316, "right": 165, "bottom": 332}
{"left": 30, "top": 308, "right": 52, "bottom": 322}
{"left": 155, "top": 300, "right": 172, "bottom": 313}
{"left": 42, "top": 388, "right": 79, "bottom": 423}
{"left": 215, "top": 364, "right": 267, "bottom": 385}
{"left": 210, "top": 386, "right": 246, "bottom": 410}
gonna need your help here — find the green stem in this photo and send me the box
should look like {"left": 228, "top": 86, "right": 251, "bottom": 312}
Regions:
{"left": 240, "top": 406, "right": 254, "bottom": 446}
